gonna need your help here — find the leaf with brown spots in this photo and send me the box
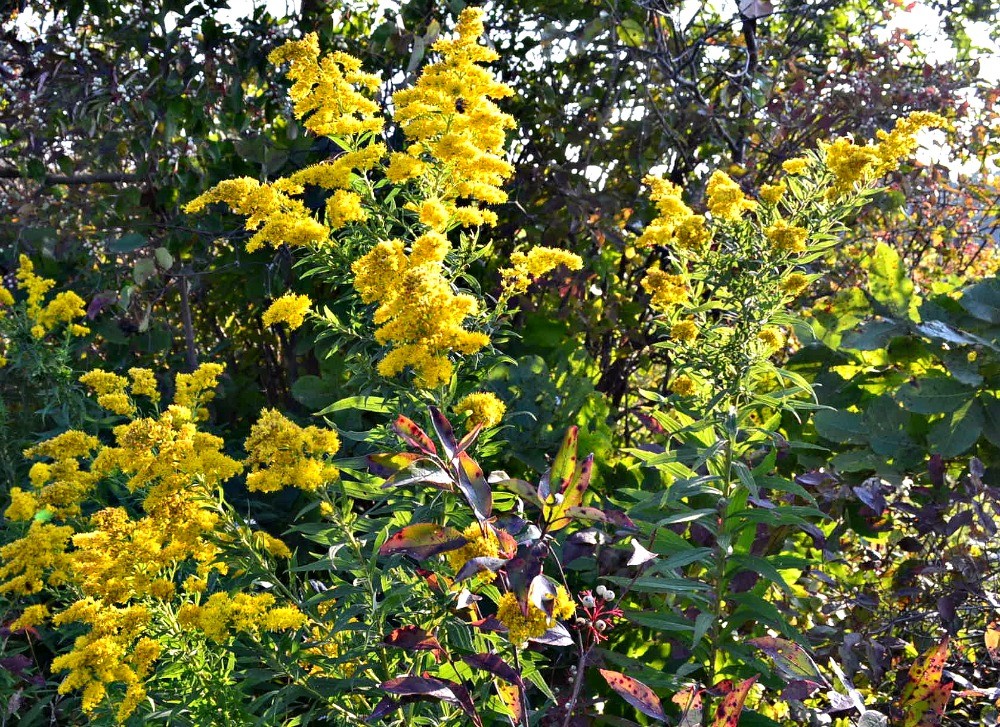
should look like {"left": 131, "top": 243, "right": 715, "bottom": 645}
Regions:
{"left": 378, "top": 524, "right": 466, "bottom": 560}
{"left": 497, "top": 682, "right": 523, "bottom": 725}
{"left": 540, "top": 425, "right": 578, "bottom": 500}
{"left": 711, "top": 675, "right": 758, "bottom": 727}
{"left": 392, "top": 414, "right": 437, "bottom": 455}
{"left": 455, "top": 450, "right": 492, "bottom": 520}
{"left": 599, "top": 669, "right": 667, "bottom": 722}
{"left": 901, "top": 638, "right": 950, "bottom": 720}
{"left": 986, "top": 621, "right": 1000, "bottom": 661}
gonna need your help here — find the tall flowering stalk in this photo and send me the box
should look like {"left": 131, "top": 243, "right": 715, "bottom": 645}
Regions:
{"left": 184, "top": 8, "right": 581, "bottom": 397}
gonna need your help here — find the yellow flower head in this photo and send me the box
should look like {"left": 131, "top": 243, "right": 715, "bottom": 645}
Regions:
{"left": 758, "top": 327, "right": 785, "bottom": 352}
{"left": 446, "top": 521, "right": 503, "bottom": 581}
{"left": 497, "top": 585, "right": 575, "bottom": 645}
{"left": 765, "top": 219, "right": 809, "bottom": 255}
{"left": 759, "top": 183, "right": 785, "bottom": 205}
{"left": 670, "top": 375, "right": 698, "bottom": 397}
{"left": 326, "top": 189, "right": 367, "bottom": 229}
{"left": 244, "top": 409, "right": 340, "bottom": 493}
{"left": 263, "top": 293, "right": 312, "bottom": 330}
{"left": 453, "top": 392, "right": 506, "bottom": 430}
{"left": 822, "top": 137, "right": 878, "bottom": 193}
{"left": 392, "top": 8, "right": 515, "bottom": 209}
{"left": 781, "top": 272, "right": 809, "bottom": 295}
{"left": 705, "top": 170, "right": 755, "bottom": 221}
{"left": 500, "top": 247, "right": 583, "bottom": 295}
{"left": 781, "top": 158, "right": 809, "bottom": 175}
{"left": 670, "top": 319, "right": 699, "bottom": 344}
{"left": 642, "top": 268, "right": 688, "bottom": 310}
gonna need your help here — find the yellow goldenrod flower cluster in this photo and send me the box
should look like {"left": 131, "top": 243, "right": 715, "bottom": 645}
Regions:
{"left": 263, "top": 293, "right": 312, "bottom": 330}
{"left": 669, "top": 375, "right": 699, "bottom": 397}
{"left": 500, "top": 247, "right": 584, "bottom": 296}
{"left": 705, "top": 170, "right": 756, "bottom": 221}
{"left": 670, "top": 319, "right": 699, "bottom": 344}
{"left": 267, "top": 32, "right": 383, "bottom": 139}
{"left": 0, "top": 364, "right": 311, "bottom": 719}
{"left": 177, "top": 592, "right": 306, "bottom": 643}
{"left": 765, "top": 219, "right": 809, "bottom": 255}
{"left": 183, "top": 178, "right": 329, "bottom": 253}
{"left": 446, "top": 521, "right": 503, "bottom": 582}
{"left": 453, "top": 392, "right": 506, "bottom": 430}
{"left": 392, "top": 8, "right": 516, "bottom": 219}
{"left": 243, "top": 408, "right": 340, "bottom": 493}
{"left": 496, "top": 586, "right": 575, "bottom": 646}
{"left": 636, "top": 176, "right": 701, "bottom": 249}
{"left": 0, "top": 256, "right": 88, "bottom": 361}
{"left": 641, "top": 268, "right": 689, "bottom": 310}
{"left": 352, "top": 237, "right": 488, "bottom": 388}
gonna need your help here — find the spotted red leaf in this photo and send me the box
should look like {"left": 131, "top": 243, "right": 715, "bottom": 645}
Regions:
{"left": 378, "top": 524, "right": 466, "bottom": 561}
{"left": 392, "top": 414, "right": 437, "bottom": 455}
{"left": 711, "top": 675, "right": 758, "bottom": 727}
{"left": 986, "top": 621, "right": 1000, "bottom": 661}
{"left": 599, "top": 669, "right": 667, "bottom": 722}
{"left": 540, "top": 426, "right": 578, "bottom": 500}
{"left": 901, "top": 638, "right": 952, "bottom": 727}
{"left": 497, "top": 682, "right": 524, "bottom": 725}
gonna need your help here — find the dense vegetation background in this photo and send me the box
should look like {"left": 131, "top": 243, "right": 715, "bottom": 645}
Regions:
{"left": 2, "top": 0, "right": 1000, "bottom": 725}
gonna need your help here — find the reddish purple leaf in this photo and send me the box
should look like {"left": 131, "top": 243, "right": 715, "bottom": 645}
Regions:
{"left": 382, "top": 625, "right": 446, "bottom": 662}
{"left": 457, "top": 422, "right": 484, "bottom": 453}
{"left": 462, "top": 653, "right": 524, "bottom": 687}
{"left": 392, "top": 415, "right": 437, "bottom": 455}
{"left": 455, "top": 450, "right": 492, "bottom": 520}
{"left": 381, "top": 674, "right": 456, "bottom": 700}
{"left": 599, "top": 669, "right": 667, "bottom": 722}
{"left": 454, "top": 557, "right": 508, "bottom": 582}
{"left": 379, "top": 524, "right": 466, "bottom": 561}
{"left": 367, "top": 696, "right": 400, "bottom": 722}
{"left": 711, "top": 676, "right": 758, "bottom": 727}
{"left": 781, "top": 679, "right": 824, "bottom": 701}
{"left": 429, "top": 406, "right": 459, "bottom": 460}
{"left": 381, "top": 463, "right": 453, "bottom": 491}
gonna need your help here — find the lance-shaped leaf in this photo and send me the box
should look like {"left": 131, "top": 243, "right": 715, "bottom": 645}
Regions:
{"left": 673, "top": 686, "right": 703, "bottom": 727}
{"left": 901, "top": 638, "right": 951, "bottom": 727}
{"left": 457, "top": 422, "right": 484, "bottom": 453}
{"left": 462, "top": 653, "right": 524, "bottom": 688}
{"left": 497, "top": 682, "right": 524, "bottom": 726}
{"left": 455, "top": 557, "right": 508, "bottom": 582}
{"left": 540, "top": 425, "right": 578, "bottom": 500}
{"left": 381, "top": 463, "right": 453, "bottom": 491}
{"left": 379, "top": 524, "right": 466, "bottom": 560}
{"left": 748, "top": 637, "right": 829, "bottom": 688}
{"left": 599, "top": 669, "right": 667, "bottom": 722}
{"left": 392, "top": 414, "right": 437, "bottom": 455}
{"left": 429, "top": 406, "right": 459, "bottom": 460}
{"left": 382, "top": 625, "right": 446, "bottom": 662}
{"left": 367, "top": 452, "right": 423, "bottom": 477}
{"left": 711, "top": 676, "right": 758, "bottom": 727}
{"left": 545, "top": 454, "right": 594, "bottom": 532}
{"left": 367, "top": 696, "right": 401, "bottom": 722}
{"left": 380, "top": 674, "right": 483, "bottom": 727}
{"left": 455, "top": 451, "right": 492, "bottom": 520}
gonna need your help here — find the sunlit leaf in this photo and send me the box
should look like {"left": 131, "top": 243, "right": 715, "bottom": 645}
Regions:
{"left": 599, "top": 669, "right": 667, "bottom": 722}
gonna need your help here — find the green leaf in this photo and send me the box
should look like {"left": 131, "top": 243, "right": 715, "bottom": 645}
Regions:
{"left": 316, "top": 396, "right": 391, "bottom": 415}
{"left": 290, "top": 375, "right": 339, "bottom": 411}
{"left": 813, "top": 409, "right": 868, "bottom": 444}
{"left": 863, "top": 242, "right": 916, "bottom": 318}
{"left": 897, "top": 375, "right": 975, "bottom": 415}
{"left": 960, "top": 278, "right": 1000, "bottom": 323}
{"left": 927, "top": 399, "right": 983, "bottom": 457}
{"left": 841, "top": 320, "right": 907, "bottom": 350}
{"left": 729, "top": 554, "right": 794, "bottom": 595}
{"left": 622, "top": 610, "right": 695, "bottom": 632}
{"left": 110, "top": 232, "right": 148, "bottom": 253}
{"left": 980, "top": 393, "right": 1000, "bottom": 448}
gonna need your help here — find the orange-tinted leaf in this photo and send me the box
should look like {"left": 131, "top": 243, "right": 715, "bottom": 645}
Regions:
{"left": 711, "top": 676, "right": 758, "bottom": 727}
{"left": 379, "top": 524, "right": 466, "bottom": 560}
{"left": 901, "top": 638, "right": 950, "bottom": 713}
{"left": 914, "top": 682, "right": 952, "bottom": 727}
{"left": 392, "top": 414, "right": 437, "bottom": 455}
{"left": 986, "top": 621, "right": 1000, "bottom": 661}
{"left": 673, "top": 686, "right": 703, "bottom": 727}
{"left": 599, "top": 669, "right": 667, "bottom": 722}
{"left": 367, "top": 452, "right": 423, "bottom": 477}
{"left": 497, "top": 682, "right": 523, "bottom": 725}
